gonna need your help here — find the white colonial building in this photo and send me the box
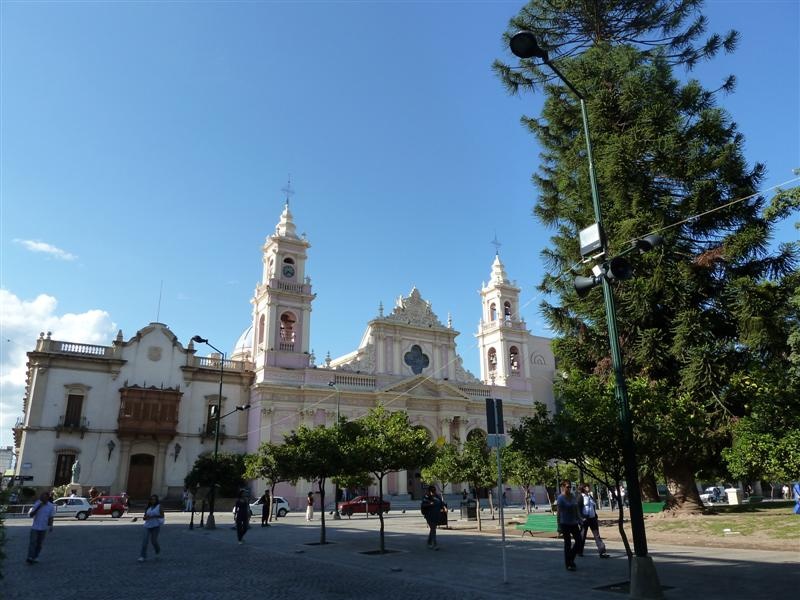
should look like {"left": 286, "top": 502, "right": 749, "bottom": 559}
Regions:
{"left": 13, "top": 202, "right": 554, "bottom": 506}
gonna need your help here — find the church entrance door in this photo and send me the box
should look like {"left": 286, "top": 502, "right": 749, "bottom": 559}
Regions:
{"left": 127, "top": 454, "right": 155, "bottom": 499}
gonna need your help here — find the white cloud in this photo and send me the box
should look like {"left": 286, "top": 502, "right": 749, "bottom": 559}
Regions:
{"left": 14, "top": 239, "right": 77, "bottom": 261}
{"left": 0, "top": 289, "right": 117, "bottom": 447}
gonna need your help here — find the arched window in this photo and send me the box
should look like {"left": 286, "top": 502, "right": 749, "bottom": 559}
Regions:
{"left": 487, "top": 347, "right": 497, "bottom": 372}
{"left": 258, "top": 314, "right": 265, "bottom": 344}
{"left": 279, "top": 312, "right": 296, "bottom": 343}
{"left": 504, "top": 301, "right": 512, "bottom": 321}
{"left": 510, "top": 346, "right": 520, "bottom": 373}
{"left": 489, "top": 303, "right": 497, "bottom": 321}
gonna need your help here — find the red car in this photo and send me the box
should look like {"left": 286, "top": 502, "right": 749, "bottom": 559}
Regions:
{"left": 90, "top": 495, "right": 128, "bottom": 518}
{"left": 337, "top": 495, "right": 390, "bottom": 517}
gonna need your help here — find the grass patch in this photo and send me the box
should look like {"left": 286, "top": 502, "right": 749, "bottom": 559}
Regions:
{"left": 646, "top": 504, "right": 800, "bottom": 541}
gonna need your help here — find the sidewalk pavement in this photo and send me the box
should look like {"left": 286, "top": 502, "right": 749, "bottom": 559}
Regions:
{"left": 3, "top": 509, "right": 796, "bottom": 599}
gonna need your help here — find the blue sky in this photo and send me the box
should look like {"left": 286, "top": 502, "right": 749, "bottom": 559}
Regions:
{"left": 1, "top": 0, "right": 798, "bottom": 448}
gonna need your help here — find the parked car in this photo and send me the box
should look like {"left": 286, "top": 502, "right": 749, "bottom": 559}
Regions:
{"left": 90, "top": 495, "right": 129, "bottom": 518}
{"left": 337, "top": 496, "right": 390, "bottom": 517}
{"left": 231, "top": 496, "right": 291, "bottom": 518}
{"left": 699, "top": 486, "right": 726, "bottom": 504}
{"left": 53, "top": 497, "right": 92, "bottom": 520}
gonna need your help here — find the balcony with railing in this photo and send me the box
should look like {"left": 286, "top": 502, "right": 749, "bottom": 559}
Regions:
{"left": 34, "top": 336, "right": 117, "bottom": 358}
{"left": 55, "top": 415, "right": 89, "bottom": 438}
{"left": 117, "top": 386, "right": 181, "bottom": 440}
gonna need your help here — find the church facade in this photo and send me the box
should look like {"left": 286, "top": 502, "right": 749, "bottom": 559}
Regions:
{"left": 13, "top": 203, "right": 554, "bottom": 506}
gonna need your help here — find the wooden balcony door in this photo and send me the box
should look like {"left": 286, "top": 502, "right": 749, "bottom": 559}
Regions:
{"left": 127, "top": 454, "right": 155, "bottom": 500}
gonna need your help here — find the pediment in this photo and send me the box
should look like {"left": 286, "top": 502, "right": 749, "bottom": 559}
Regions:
{"left": 380, "top": 375, "right": 469, "bottom": 400}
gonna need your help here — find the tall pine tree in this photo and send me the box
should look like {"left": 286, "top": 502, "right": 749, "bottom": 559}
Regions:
{"left": 495, "top": 0, "right": 799, "bottom": 511}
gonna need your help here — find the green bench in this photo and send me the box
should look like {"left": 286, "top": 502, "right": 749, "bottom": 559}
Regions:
{"left": 641, "top": 501, "right": 665, "bottom": 514}
{"left": 515, "top": 513, "right": 559, "bottom": 536}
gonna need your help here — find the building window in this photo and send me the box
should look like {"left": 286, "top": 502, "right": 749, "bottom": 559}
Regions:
{"left": 205, "top": 405, "right": 218, "bottom": 436}
{"left": 489, "top": 303, "right": 497, "bottom": 321}
{"left": 258, "top": 314, "right": 265, "bottom": 345}
{"left": 279, "top": 312, "right": 296, "bottom": 343}
{"left": 64, "top": 394, "right": 83, "bottom": 427}
{"left": 510, "top": 346, "right": 520, "bottom": 373}
{"left": 504, "top": 301, "right": 512, "bottom": 321}
{"left": 488, "top": 348, "right": 497, "bottom": 372}
{"left": 54, "top": 453, "right": 75, "bottom": 486}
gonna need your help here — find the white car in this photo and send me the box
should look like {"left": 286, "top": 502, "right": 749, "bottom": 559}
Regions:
{"left": 53, "top": 497, "right": 92, "bottom": 520}
{"left": 699, "top": 486, "right": 726, "bottom": 504}
{"left": 232, "top": 496, "right": 291, "bottom": 518}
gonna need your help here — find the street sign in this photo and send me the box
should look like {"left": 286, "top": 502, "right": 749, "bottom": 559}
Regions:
{"left": 485, "top": 398, "right": 504, "bottom": 434}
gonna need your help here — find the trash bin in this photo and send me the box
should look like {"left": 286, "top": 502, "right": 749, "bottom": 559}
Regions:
{"left": 460, "top": 499, "right": 477, "bottom": 521}
{"left": 725, "top": 488, "right": 743, "bottom": 505}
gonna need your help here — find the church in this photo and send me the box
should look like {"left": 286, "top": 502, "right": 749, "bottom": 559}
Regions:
{"left": 13, "top": 202, "right": 555, "bottom": 507}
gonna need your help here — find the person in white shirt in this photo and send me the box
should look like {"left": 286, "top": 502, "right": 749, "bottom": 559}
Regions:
{"left": 27, "top": 491, "right": 56, "bottom": 564}
{"left": 577, "top": 483, "right": 610, "bottom": 559}
{"left": 138, "top": 494, "right": 165, "bottom": 562}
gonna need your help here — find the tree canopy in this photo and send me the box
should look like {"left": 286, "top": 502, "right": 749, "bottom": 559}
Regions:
{"left": 496, "top": 0, "right": 799, "bottom": 510}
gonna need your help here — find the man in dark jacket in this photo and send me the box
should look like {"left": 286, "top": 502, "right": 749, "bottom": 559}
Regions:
{"left": 421, "top": 485, "right": 445, "bottom": 550}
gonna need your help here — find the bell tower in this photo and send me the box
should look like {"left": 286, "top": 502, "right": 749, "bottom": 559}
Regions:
{"left": 476, "top": 253, "right": 530, "bottom": 388}
{"left": 251, "top": 199, "right": 315, "bottom": 377}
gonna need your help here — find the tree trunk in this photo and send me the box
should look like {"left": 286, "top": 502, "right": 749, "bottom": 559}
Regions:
{"left": 639, "top": 470, "right": 661, "bottom": 502}
{"left": 663, "top": 461, "right": 704, "bottom": 513}
{"left": 318, "top": 480, "right": 327, "bottom": 544}
{"left": 473, "top": 483, "right": 483, "bottom": 532}
{"left": 377, "top": 475, "right": 386, "bottom": 553}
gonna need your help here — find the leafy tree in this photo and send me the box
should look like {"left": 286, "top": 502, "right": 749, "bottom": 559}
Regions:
{"left": 503, "top": 448, "right": 549, "bottom": 513}
{"left": 279, "top": 420, "right": 360, "bottom": 544}
{"left": 496, "top": 0, "right": 799, "bottom": 511}
{"left": 356, "top": 407, "right": 436, "bottom": 552}
{"left": 420, "top": 442, "right": 461, "bottom": 495}
{"left": 184, "top": 452, "right": 246, "bottom": 499}
{"left": 244, "top": 442, "right": 291, "bottom": 520}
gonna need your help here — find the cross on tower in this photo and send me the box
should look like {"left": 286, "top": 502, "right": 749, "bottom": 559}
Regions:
{"left": 491, "top": 233, "right": 502, "bottom": 255}
{"left": 281, "top": 177, "right": 295, "bottom": 205}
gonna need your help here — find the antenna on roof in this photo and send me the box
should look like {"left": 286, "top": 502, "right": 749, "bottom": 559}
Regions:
{"left": 156, "top": 280, "right": 164, "bottom": 322}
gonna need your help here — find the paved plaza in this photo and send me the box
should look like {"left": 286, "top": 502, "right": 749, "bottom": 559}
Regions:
{"left": 3, "top": 508, "right": 797, "bottom": 599}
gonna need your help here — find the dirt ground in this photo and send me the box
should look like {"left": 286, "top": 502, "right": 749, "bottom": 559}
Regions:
{"left": 596, "top": 510, "right": 800, "bottom": 551}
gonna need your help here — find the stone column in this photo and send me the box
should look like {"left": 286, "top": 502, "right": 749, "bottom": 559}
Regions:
{"left": 114, "top": 439, "right": 132, "bottom": 493}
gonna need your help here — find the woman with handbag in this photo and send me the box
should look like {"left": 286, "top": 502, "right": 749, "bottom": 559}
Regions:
{"left": 138, "top": 494, "right": 164, "bottom": 562}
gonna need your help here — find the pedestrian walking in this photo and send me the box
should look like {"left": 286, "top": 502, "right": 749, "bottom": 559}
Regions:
{"left": 234, "top": 490, "right": 251, "bottom": 543}
{"left": 138, "top": 494, "right": 164, "bottom": 562}
{"left": 26, "top": 491, "right": 55, "bottom": 564}
{"left": 185, "top": 488, "right": 193, "bottom": 513}
{"left": 421, "top": 485, "right": 445, "bottom": 550}
{"left": 306, "top": 492, "right": 314, "bottom": 521}
{"left": 577, "top": 483, "right": 610, "bottom": 558}
{"left": 261, "top": 490, "right": 271, "bottom": 527}
{"left": 781, "top": 484, "right": 789, "bottom": 499}
{"left": 556, "top": 480, "right": 581, "bottom": 571}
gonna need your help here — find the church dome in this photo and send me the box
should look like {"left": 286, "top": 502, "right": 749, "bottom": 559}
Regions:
{"left": 231, "top": 325, "right": 253, "bottom": 361}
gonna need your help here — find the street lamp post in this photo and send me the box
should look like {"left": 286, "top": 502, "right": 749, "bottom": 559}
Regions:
{"left": 329, "top": 381, "right": 342, "bottom": 520}
{"left": 191, "top": 335, "right": 224, "bottom": 530}
{"left": 510, "top": 31, "right": 662, "bottom": 599}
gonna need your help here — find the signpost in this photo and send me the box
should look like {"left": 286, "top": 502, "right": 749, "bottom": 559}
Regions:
{"left": 485, "top": 398, "right": 507, "bottom": 584}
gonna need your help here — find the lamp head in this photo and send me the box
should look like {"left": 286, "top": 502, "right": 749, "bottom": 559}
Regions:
{"left": 191, "top": 335, "right": 207, "bottom": 344}
{"left": 607, "top": 257, "right": 633, "bottom": 281}
{"left": 634, "top": 234, "right": 664, "bottom": 253}
{"left": 574, "top": 275, "right": 599, "bottom": 298}
{"left": 510, "top": 31, "right": 549, "bottom": 61}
